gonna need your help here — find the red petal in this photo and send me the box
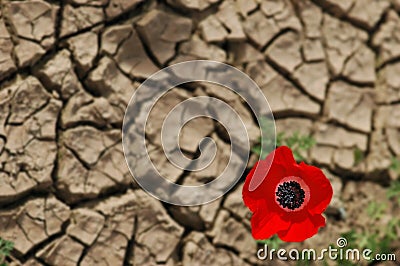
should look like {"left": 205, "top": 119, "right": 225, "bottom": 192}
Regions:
{"left": 243, "top": 146, "right": 299, "bottom": 212}
{"left": 249, "top": 146, "right": 297, "bottom": 191}
{"left": 251, "top": 203, "right": 291, "bottom": 240}
{"left": 271, "top": 146, "right": 297, "bottom": 165}
{"left": 277, "top": 213, "right": 326, "bottom": 242}
{"left": 299, "top": 163, "right": 333, "bottom": 215}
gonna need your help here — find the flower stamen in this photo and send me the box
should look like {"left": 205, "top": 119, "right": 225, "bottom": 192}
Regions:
{"left": 276, "top": 181, "right": 305, "bottom": 210}
{"left": 275, "top": 176, "right": 310, "bottom": 212}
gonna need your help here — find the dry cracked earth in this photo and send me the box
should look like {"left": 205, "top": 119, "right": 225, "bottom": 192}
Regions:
{"left": 0, "top": 0, "right": 400, "bottom": 265}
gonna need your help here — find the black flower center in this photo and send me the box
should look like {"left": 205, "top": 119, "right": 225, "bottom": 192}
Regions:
{"left": 275, "top": 181, "right": 305, "bottom": 210}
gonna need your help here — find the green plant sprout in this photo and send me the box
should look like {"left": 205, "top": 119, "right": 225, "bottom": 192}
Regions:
{"left": 334, "top": 203, "right": 400, "bottom": 265}
{"left": 285, "top": 132, "right": 315, "bottom": 161}
{"left": 329, "top": 179, "right": 400, "bottom": 266}
{"left": 256, "top": 235, "right": 282, "bottom": 250}
{"left": 253, "top": 126, "right": 315, "bottom": 162}
{"left": 388, "top": 157, "right": 400, "bottom": 205}
{"left": 366, "top": 201, "right": 386, "bottom": 221}
{"left": 353, "top": 147, "right": 364, "bottom": 166}
{"left": 0, "top": 238, "right": 14, "bottom": 266}
{"left": 390, "top": 157, "right": 400, "bottom": 176}
{"left": 387, "top": 179, "right": 400, "bottom": 206}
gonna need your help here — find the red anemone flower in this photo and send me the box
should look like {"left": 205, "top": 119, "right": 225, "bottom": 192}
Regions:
{"left": 242, "top": 146, "right": 333, "bottom": 242}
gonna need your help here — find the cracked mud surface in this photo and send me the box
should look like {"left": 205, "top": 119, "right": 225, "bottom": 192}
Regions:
{"left": 0, "top": 0, "right": 399, "bottom": 265}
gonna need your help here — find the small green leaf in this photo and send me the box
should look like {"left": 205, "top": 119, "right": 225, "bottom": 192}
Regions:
{"left": 253, "top": 122, "right": 315, "bottom": 163}
{"left": 251, "top": 145, "right": 262, "bottom": 156}
{"left": 256, "top": 235, "right": 282, "bottom": 250}
{"left": 367, "top": 201, "right": 386, "bottom": 220}
{"left": 0, "top": 237, "right": 14, "bottom": 265}
{"left": 276, "top": 132, "right": 285, "bottom": 147}
{"left": 353, "top": 148, "right": 364, "bottom": 166}
{"left": 387, "top": 180, "right": 400, "bottom": 205}
{"left": 293, "top": 150, "right": 304, "bottom": 162}
{"left": 390, "top": 157, "right": 400, "bottom": 173}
